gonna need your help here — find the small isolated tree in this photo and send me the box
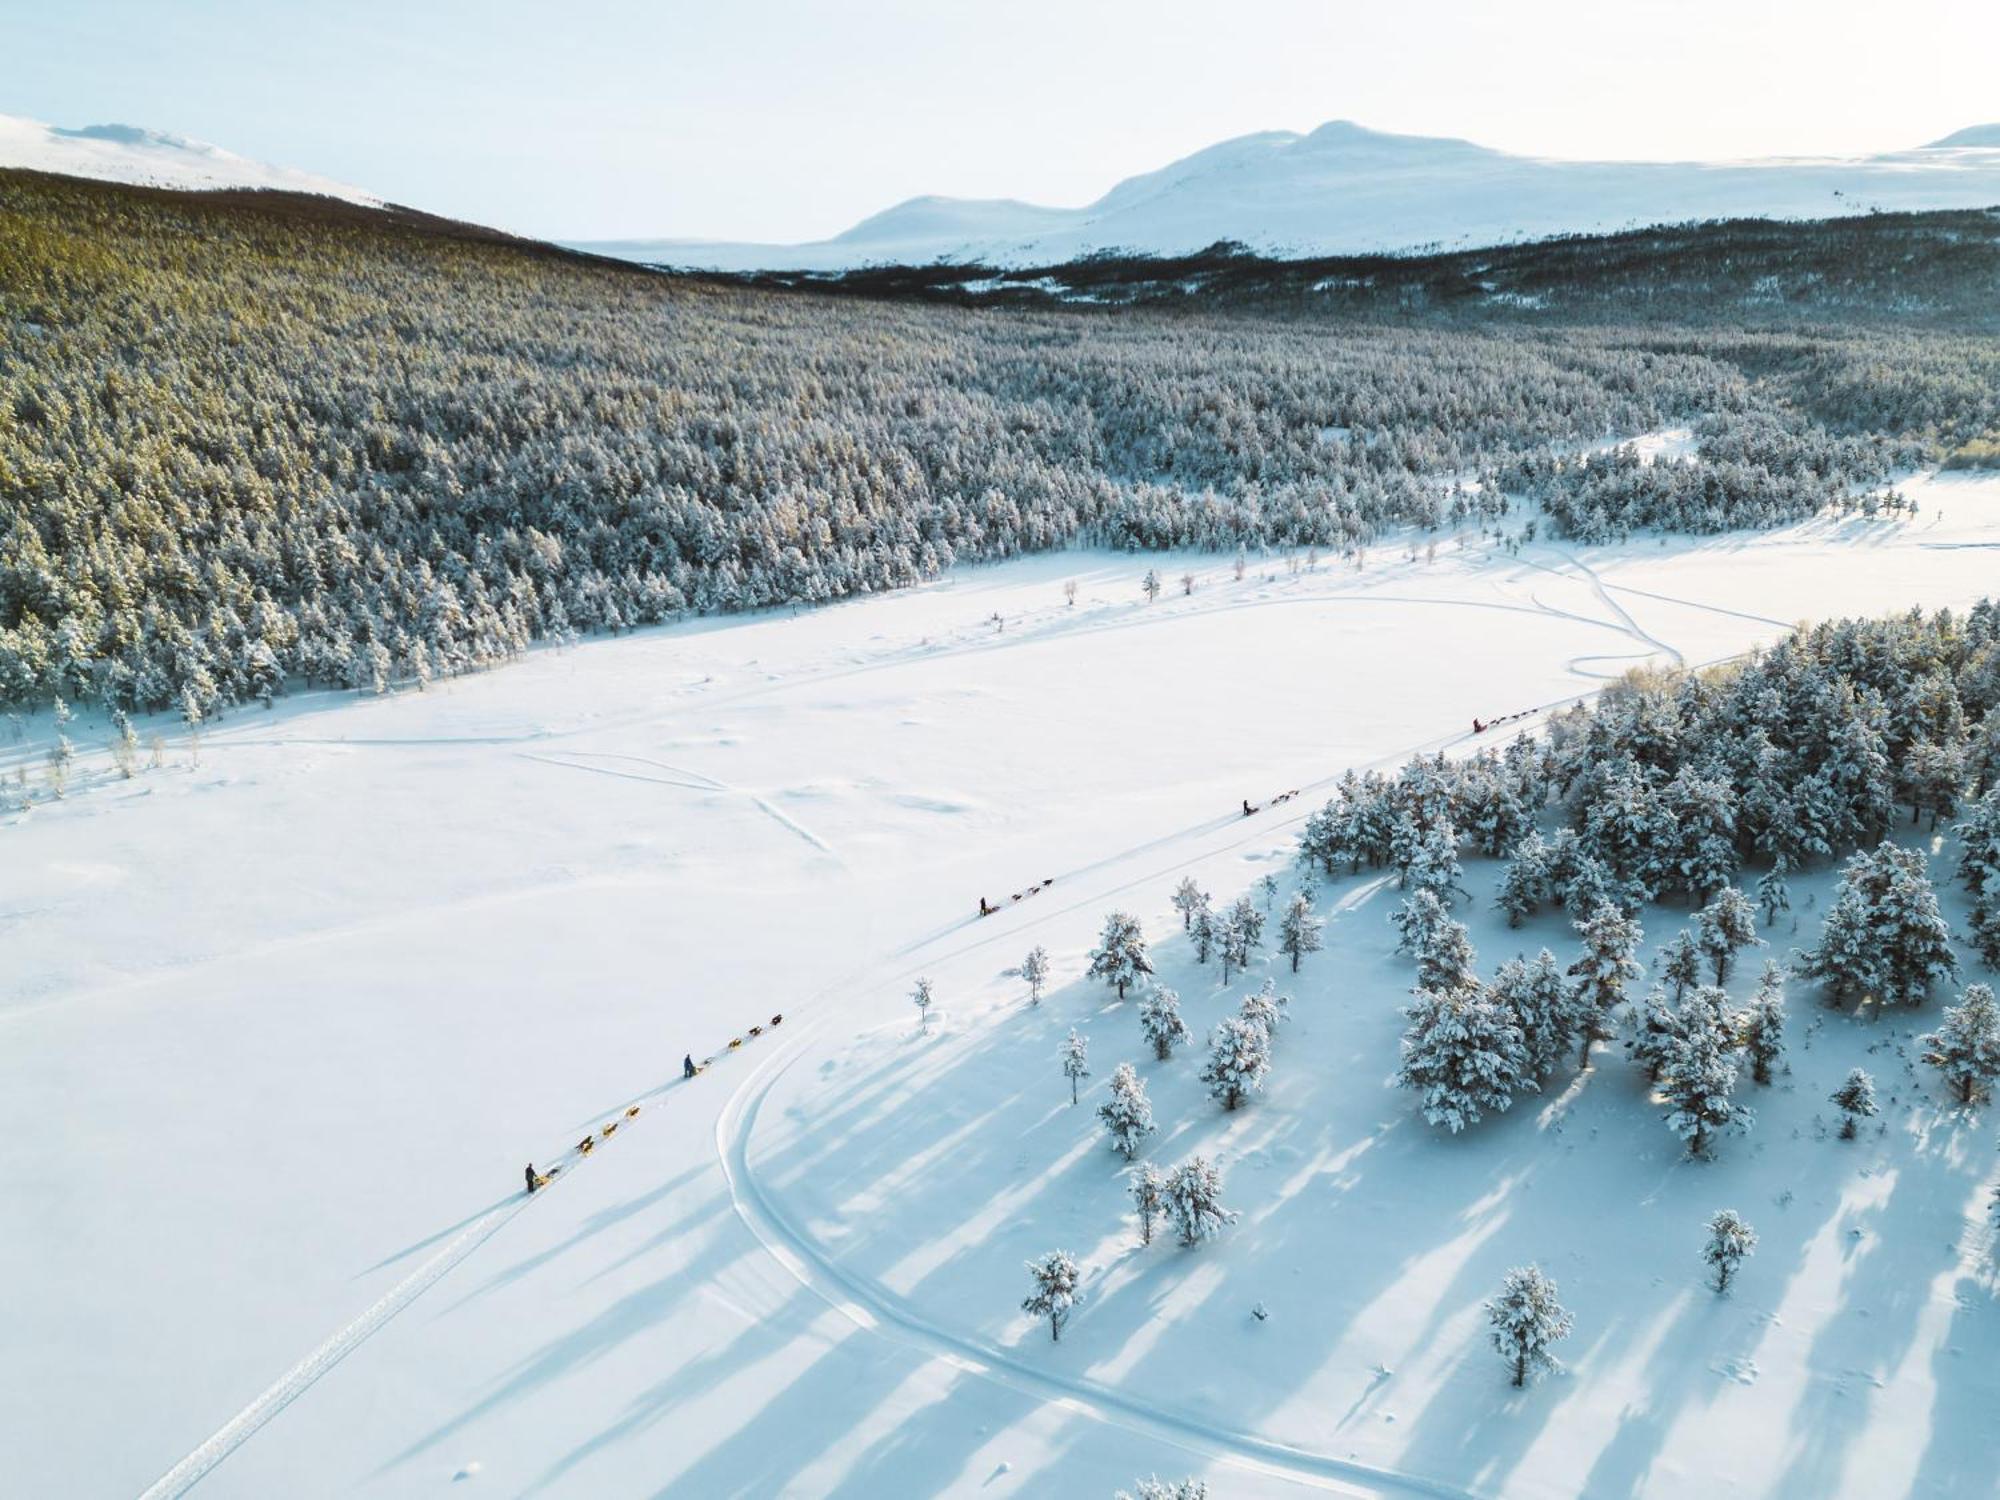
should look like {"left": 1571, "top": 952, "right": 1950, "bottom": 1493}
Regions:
{"left": 1021, "top": 1249, "right": 1082, "bottom": 1342}
{"left": 1061, "top": 1028, "right": 1091, "bottom": 1104}
{"left": 1740, "top": 961, "right": 1788, "bottom": 1085}
{"left": 1097, "top": 1062, "right": 1157, "bottom": 1159}
{"left": 1138, "top": 986, "right": 1190, "bottom": 1060}
{"left": 1088, "top": 911, "right": 1152, "bottom": 999}
{"left": 1569, "top": 903, "right": 1644, "bottom": 1067}
{"left": 1920, "top": 983, "right": 2000, "bottom": 1105}
{"left": 1696, "top": 888, "right": 1762, "bottom": 984}
{"left": 1486, "top": 1265, "right": 1574, "bottom": 1388}
{"left": 1279, "top": 889, "right": 1322, "bottom": 972}
{"left": 1757, "top": 859, "right": 1792, "bottom": 928}
{"left": 1130, "top": 1162, "right": 1165, "bottom": 1245}
{"left": 911, "top": 976, "right": 934, "bottom": 1032}
{"left": 1703, "top": 1209, "right": 1758, "bottom": 1293}
{"left": 1164, "top": 1156, "right": 1236, "bottom": 1247}
{"left": 1200, "top": 1016, "right": 1272, "bottom": 1111}
{"left": 1019, "top": 947, "right": 1052, "bottom": 1007}
{"left": 1116, "top": 1477, "right": 1207, "bottom": 1500}
{"left": 1831, "top": 1068, "right": 1878, "bottom": 1139}
{"left": 1142, "top": 568, "right": 1161, "bottom": 603}
{"left": 1396, "top": 984, "right": 1528, "bottom": 1132}
{"left": 1259, "top": 872, "right": 1280, "bottom": 910}
{"left": 1171, "top": 878, "right": 1206, "bottom": 932}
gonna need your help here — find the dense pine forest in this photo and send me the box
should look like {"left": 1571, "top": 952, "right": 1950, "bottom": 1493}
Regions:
{"left": 3, "top": 170, "right": 1998, "bottom": 716}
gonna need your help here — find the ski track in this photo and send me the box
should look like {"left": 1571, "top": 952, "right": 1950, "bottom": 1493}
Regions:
{"left": 119, "top": 556, "right": 1720, "bottom": 1497}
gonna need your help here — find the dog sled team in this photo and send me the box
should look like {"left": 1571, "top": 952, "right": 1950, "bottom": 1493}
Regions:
{"left": 978, "top": 878, "right": 1055, "bottom": 917}
{"left": 1241, "top": 788, "right": 1302, "bottom": 817}
{"left": 1470, "top": 706, "right": 1536, "bottom": 736}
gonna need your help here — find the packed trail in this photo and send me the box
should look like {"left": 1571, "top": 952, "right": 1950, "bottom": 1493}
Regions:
{"left": 7, "top": 474, "right": 2000, "bottom": 1498}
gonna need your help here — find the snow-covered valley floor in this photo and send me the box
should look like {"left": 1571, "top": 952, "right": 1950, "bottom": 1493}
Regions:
{"left": 6, "top": 472, "right": 2000, "bottom": 1498}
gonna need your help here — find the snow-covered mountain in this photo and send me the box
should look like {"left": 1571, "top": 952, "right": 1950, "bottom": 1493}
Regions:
{"left": 578, "top": 120, "right": 2000, "bottom": 272}
{"left": 0, "top": 113, "right": 376, "bottom": 205}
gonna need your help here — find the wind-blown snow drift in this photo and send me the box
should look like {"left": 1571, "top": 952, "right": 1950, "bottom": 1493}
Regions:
{"left": 0, "top": 113, "right": 377, "bottom": 205}
{"left": 579, "top": 120, "right": 2000, "bottom": 272}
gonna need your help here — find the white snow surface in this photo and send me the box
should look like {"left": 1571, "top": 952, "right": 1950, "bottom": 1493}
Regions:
{"left": 6, "top": 471, "right": 2000, "bottom": 1497}
{"left": 0, "top": 113, "right": 378, "bottom": 205}
{"left": 574, "top": 120, "right": 2000, "bottom": 272}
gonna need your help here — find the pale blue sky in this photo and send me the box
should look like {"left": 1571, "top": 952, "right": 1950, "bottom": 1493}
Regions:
{"left": 7, "top": 0, "right": 1996, "bottom": 242}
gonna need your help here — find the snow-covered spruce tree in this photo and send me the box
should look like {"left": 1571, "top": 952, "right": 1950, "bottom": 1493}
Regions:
{"left": 1088, "top": 911, "right": 1153, "bottom": 1000}
{"left": 1171, "top": 878, "right": 1207, "bottom": 932}
{"left": 1920, "top": 983, "right": 2000, "bottom": 1104}
{"left": 1740, "top": 961, "right": 1788, "bottom": 1085}
{"left": 1130, "top": 1162, "right": 1164, "bottom": 1246}
{"left": 1416, "top": 917, "right": 1481, "bottom": 995}
{"left": 1022, "top": 946, "right": 1051, "bottom": 1006}
{"left": 1486, "top": 1265, "right": 1574, "bottom": 1388}
{"left": 1279, "top": 889, "right": 1323, "bottom": 972}
{"left": 1138, "top": 986, "right": 1191, "bottom": 1061}
{"left": 1656, "top": 930, "right": 1703, "bottom": 1004}
{"left": 1659, "top": 985, "right": 1751, "bottom": 1159}
{"left": 1397, "top": 984, "right": 1529, "bottom": 1132}
{"left": 1200, "top": 1016, "right": 1272, "bottom": 1111}
{"left": 1393, "top": 888, "right": 1451, "bottom": 958}
{"left": 1021, "top": 1249, "right": 1082, "bottom": 1342}
{"left": 1098, "top": 1062, "right": 1157, "bottom": 1158}
{"left": 1696, "top": 888, "right": 1762, "bottom": 984}
{"left": 1568, "top": 902, "right": 1644, "bottom": 1068}
{"left": 1490, "top": 950, "right": 1581, "bottom": 1081}
{"left": 1164, "top": 1156, "right": 1236, "bottom": 1247}
{"left": 1061, "top": 1028, "right": 1091, "bottom": 1105}
{"left": 1115, "top": 1477, "right": 1207, "bottom": 1500}
{"left": 1831, "top": 1068, "right": 1878, "bottom": 1138}
{"left": 912, "top": 977, "right": 934, "bottom": 1032}
{"left": 1703, "top": 1209, "right": 1758, "bottom": 1293}
{"left": 1757, "top": 860, "right": 1792, "bottom": 929}
{"left": 1800, "top": 841, "right": 1957, "bottom": 1007}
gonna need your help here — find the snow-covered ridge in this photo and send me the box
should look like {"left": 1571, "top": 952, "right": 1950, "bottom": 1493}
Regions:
{"left": 0, "top": 113, "right": 377, "bottom": 206}
{"left": 577, "top": 119, "right": 2000, "bottom": 273}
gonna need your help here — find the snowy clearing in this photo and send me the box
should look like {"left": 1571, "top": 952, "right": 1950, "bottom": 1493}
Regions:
{"left": 5, "top": 472, "right": 2000, "bottom": 1497}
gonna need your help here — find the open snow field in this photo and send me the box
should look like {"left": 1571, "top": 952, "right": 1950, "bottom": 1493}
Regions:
{"left": 5, "top": 471, "right": 2000, "bottom": 1498}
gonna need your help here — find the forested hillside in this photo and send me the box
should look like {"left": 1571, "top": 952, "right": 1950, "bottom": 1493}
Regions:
{"left": 3, "top": 170, "right": 1997, "bottom": 716}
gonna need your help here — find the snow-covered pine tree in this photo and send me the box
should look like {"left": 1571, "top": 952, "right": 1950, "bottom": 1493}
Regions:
{"left": 1955, "top": 788, "right": 2000, "bottom": 966}
{"left": 1404, "top": 820, "right": 1466, "bottom": 905}
{"left": 1259, "top": 872, "right": 1280, "bottom": 911}
{"left": 1756, "top": 859, "right": 1792, "bottom": 929}
{"left": 1568, "top": 902, "right": 1644, "bottom": 1067}
{"left": 1279, "top": 889, "right": 1323, "bottom": 972}
{"left": 1021, "top": 1249, "right": 1082, "bottom": 1341}
{"left": 1696, "top": 887, "right": 1762, "bottom": 984}
{"left": 1497, "top": 834, "right": 1550, "bottom": 928}
{"left": 1200, "top": 1016, "right": 1272, "bottom": 1111}
{"left": 1486, "top": 1264, "right": 1574, "bottom": 1387}
{"left": 1115, "top": 1477, "right": 1207, "bottom": 1500}
{"left": 1022, "top": 945, "right": 1051, "bottom": 1006}
{"left": 1230, "top": 893, "right": 1266, "bottom": 952}
{"left": 1919, "top": 983, "right": 2000, "bottom": 1104}
{"left": 1087, "top": 911, "right": 1153, "bottom": 1000}
{"left": 1396, "top": 984, "right": 1529, "bottom": 1132}
{"left": 1171, "top": 877, "right": 1207, "bottom": 931}
{"left": 912, "top": 976, "right": 934, "bottom": 1032}
{"left": 1491, "top": 949, "right": 1579, "bottom": 1080}
{"left": 1797, "top": 871, "right": 1879, "bottom": 1005}
{"left": 1656, "top": 929, "right": 1702, "bottom": 1003}
{"left": 1659, "top": 985, "right": 1751, "bottom": 1159}
{"left": 1625, "top": 987, "right": 1680, "bottom": 1083}
{"left": 1138, "top": 986, "right": 1191, "bottom": 1060}
{"left": 1164, "top": 1156, "right": 1236, "bottom": 1247}
{"left": 1703, "top": 1209, "right": 1758, "bottom": 1292}
{"left": 1239, "top": 978, "right": 1288, "bottom": 1042}
{"left": 1142, "top": 568, "right": 1161, "bottom": 603}
{"left": 1831, "top": 1067, "right": 1878, "bottom": 1138}
{"left": 1393, "top": 888, "right": 1451, "bottom": 958}
{"left": 1191, "top": 898, "right": 1216, "bottom": 964}
{"left": 1416, "top": 918, "right": 1481, "bottom": 995}
{"left": 1097, "top": 1062, "right": 1157, "bottom": 1158}
{"left": 1061, "top": 1028, "right": 1091, "bottom": 1105}
{"left": 1130, "top": 1162, "right": 1164, "bottom": 1245}
{"left": 1876, "top": 853, "right": 1958, "bottom": 1007}
{"left": 1740, "top": 960, "right": 1787, "bottom": 1085}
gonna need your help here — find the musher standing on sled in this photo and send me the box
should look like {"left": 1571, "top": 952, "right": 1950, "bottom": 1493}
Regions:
{"left": 683, "top": 1053, "right": 697, "bottom": 1079}
{"left": 525, "top": 1163, "right": 540, "bottom": 1194}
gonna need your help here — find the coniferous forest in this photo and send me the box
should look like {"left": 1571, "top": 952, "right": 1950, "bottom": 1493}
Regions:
{"left": 4, "top": 170, "right": 1999, "bottom": 717}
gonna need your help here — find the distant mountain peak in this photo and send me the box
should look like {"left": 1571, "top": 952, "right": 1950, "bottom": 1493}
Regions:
{"left": 1927, "top": 124, "right": 2000, "bottom": 148}
{"left": 0, "top": 113, "right": 376, "bottom": 205}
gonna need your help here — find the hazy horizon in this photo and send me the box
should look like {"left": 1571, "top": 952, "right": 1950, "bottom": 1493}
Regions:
{"left": 10, "top": 0, "right": 1999, "bottom": 243}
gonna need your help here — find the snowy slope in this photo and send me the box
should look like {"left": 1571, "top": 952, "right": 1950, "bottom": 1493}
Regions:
{"left": 0, "top": 113, "right": 377, "bottom": 205}
{"left": 578, "top": 120, "right": 2000, "bottom": 271}
{"left": 5, "top": 469, "right": 2000, "bottom": 1497}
